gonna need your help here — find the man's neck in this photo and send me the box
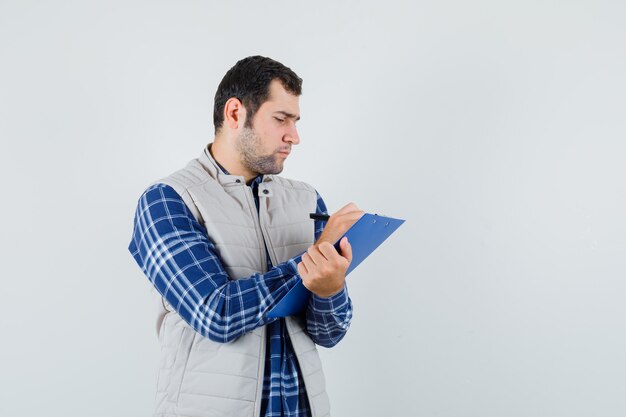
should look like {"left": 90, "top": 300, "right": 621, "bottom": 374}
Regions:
{"left": 209, "top": 139, "right": 259, "bottom": 184}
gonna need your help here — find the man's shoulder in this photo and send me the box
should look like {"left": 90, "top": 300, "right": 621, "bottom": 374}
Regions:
{"left": 150, "top": 158, "right": 210, "bottom": 196}
{"left": 137, "top": 158, "right": 209, "bottom": 224}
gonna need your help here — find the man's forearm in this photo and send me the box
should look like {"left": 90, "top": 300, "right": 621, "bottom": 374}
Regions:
{"left": 129, "top": 183, "right": 301, "bottom": 343}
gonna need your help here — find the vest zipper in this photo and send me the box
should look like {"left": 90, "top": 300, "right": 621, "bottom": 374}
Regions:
{"left": 255, "top": 183, "right": 319, "bottom": 416}
{"left": 241, "top": 183, "right": 268, "bottom": 417}
{"left": 257, "top": 186, "right": 278, "bottom": 267}
{"left": 242, "top": 184, "right": 269, "bottom": 273}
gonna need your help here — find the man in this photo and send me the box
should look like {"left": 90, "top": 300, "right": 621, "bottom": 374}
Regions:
{"left": 128, "top": 55, "right": 363, "bottom": 417}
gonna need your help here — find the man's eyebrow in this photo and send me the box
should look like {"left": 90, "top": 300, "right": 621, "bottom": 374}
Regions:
{"left": 275, "top": 111, "right": 301, "bottom": 121}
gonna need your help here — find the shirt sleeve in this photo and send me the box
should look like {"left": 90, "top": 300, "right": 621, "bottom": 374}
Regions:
{"left": 128, "top": 183, "right": 301, "bottom": 343}
{"left": 304, "top": 190, "right": 354, "bottom": 348}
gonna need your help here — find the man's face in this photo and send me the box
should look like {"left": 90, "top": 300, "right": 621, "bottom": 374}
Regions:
{"left": 236, "top": 79, "right": 301, "bottom": 176}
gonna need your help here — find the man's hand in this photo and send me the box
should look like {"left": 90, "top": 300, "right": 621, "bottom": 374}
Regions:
{"left": 298, "top": 237, "right": 353, "bottom": 298}
{"left": 298, "top": 203, "right": 364, "bottom": 298}
{"left": 315, "top": 202, "right": 365, "bottom": 246}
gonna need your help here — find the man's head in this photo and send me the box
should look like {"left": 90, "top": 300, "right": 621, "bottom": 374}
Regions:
{"left": 212, "top": 56, "right": 303, "bottom": 180}
{"left": 213, "top": 56, "right": 302, "bottom": 134}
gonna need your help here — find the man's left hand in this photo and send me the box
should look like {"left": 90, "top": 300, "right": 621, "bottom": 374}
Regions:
{"left": 298, "top": 237, "right": 353, "bottom": 298}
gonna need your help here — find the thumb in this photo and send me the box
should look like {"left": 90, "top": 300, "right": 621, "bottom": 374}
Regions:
{"left": 339, "top": 236, "right": 352, "bottom": 264}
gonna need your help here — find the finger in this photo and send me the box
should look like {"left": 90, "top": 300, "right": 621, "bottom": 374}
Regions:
{"left": 339, "top": 236, "right": 352, "bottom": 263}
{"left": 330, "top": 211, "right": 365, "bottom": 237}
{"left": 302, "top": 253, "right": 316, "bottom": 271}
{"left": 297, "top": 260, "right": 309, "bottom": 276}
{"left": 342, "top": 210, "right": 365, "bottom": 223}
{"left": 333, "top": 202, "right": 361, "bottom": 216}
{"left": 300, "top": 254, "right": 316, "bottom": 275}
{"left": 298, "top": 262, "right": 314, "bottom": 292}
{"left": 317, "top": 241, "right": 340, "bottom": 261}
{"left": 334, "top": 210, "right": 365, "bottom": 225}
{"left": 307, "top": 245, "right": 326, "bottom": 265}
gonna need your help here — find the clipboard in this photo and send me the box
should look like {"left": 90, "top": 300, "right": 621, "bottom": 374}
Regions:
{"left": 267, "top": 213, "right": 405, "bottom": 318}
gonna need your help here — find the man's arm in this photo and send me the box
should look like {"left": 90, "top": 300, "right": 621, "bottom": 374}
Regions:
{"left": 303, "top": 191, "right": 354, "bottom": 348}
{"left": 128, "top": 183, "right": 301, "bottom": 343}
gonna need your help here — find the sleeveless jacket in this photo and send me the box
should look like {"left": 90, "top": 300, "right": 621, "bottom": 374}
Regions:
{"left": 150, "top": 144, "right": 330, "bottom": 417}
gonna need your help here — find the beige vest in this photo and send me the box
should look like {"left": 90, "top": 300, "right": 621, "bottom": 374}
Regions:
{"left": 151, "top": 145, "right": 330, "bottom": 417}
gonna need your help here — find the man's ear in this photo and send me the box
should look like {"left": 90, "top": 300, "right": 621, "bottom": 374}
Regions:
{"left": 223, "top": 98, "right": 246, "bottom": 130}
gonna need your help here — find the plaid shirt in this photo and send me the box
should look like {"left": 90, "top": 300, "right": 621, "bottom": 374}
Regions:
{"left": 128, "top": 175, "right": 352, "bottom": 417}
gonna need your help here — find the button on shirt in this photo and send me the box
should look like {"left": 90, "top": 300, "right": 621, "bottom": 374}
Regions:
{"left": 128, "top": 169, "right": 353, "bottom": 417}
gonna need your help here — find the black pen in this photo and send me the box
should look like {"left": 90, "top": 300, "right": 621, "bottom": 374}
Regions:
{"left": 309, "top": 213, "right": 330, "bottom": 222}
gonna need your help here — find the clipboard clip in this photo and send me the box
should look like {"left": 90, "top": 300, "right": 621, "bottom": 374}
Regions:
{"left": 373, "top": 213, "right": 391, "bottom": 226}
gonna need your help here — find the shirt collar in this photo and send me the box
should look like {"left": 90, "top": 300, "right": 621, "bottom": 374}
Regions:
{"left": 213, "top": 155, "right": 264, "bottom": 186}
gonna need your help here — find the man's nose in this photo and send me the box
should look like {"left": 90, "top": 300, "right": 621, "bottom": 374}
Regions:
{"left": 285, "top": 125, "right": 300, "bottom": 145}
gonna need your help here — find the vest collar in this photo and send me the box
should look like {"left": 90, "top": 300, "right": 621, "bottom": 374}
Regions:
{"left": 199, "top": 143, "right": 275, "bottom": 186}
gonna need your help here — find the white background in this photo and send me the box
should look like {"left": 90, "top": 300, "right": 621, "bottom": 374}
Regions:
{"left": 1, "top": 1, "right": 625, "bottom": 416}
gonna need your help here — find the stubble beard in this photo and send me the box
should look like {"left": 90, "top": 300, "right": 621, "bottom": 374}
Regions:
{"left": 236, "top": 126, "right": 284, "bottom": 176}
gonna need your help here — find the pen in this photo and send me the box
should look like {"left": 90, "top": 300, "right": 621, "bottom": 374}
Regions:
{"left": 309, "top": 213, "right": 330, "bottom": 222}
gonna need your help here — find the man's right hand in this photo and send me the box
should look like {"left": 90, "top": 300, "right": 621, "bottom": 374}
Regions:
{"left": 315, "top": 202, "right": 365, "bottom": 246}
{"left": 297, "top": 203, "right": 364, "bottom": 298}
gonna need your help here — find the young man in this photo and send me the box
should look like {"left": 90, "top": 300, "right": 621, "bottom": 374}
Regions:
{"left": 128, "top": 56, "right": 363, "bottom": 417}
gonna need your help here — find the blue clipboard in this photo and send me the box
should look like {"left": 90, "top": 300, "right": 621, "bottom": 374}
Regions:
{"left": 267, "top": 213, "right": 405, "bottom": 318}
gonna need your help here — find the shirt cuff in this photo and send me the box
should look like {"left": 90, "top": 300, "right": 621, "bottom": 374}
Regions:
{"left": 309, "top": 286, "right": 349, "bottom": 314}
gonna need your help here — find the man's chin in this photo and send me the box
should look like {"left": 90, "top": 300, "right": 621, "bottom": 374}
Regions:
{"left": 269, "top": 157, "right": 285, "bottom": 175}
{"left": 267, "top": 166, "right": 284, "bottom": 175}
{"left": 256, "top": 164, "right": 283, "bottom": 176}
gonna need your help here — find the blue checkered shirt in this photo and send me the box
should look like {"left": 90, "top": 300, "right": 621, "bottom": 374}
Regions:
{"left": 128, "top": 174, "right": 352, "bottom": 417}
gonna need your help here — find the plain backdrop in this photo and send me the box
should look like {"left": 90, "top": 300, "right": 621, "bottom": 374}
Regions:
{"left": 1, "top": 1, "right": 625, "bottom": 416}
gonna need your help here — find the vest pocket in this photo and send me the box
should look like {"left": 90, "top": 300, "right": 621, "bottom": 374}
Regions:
{"left": 166, "top": 325, "right": 196, "bottom": 403}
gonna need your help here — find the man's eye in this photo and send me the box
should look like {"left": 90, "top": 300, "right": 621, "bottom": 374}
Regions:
{"left": 274, "top": 117, "right": 285, "bottom": 123}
